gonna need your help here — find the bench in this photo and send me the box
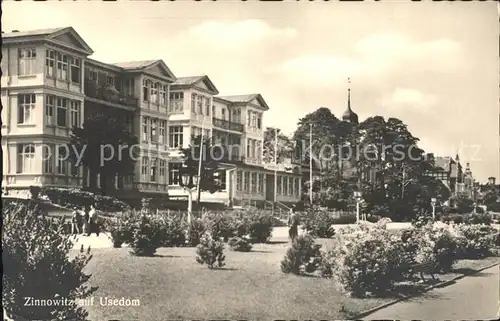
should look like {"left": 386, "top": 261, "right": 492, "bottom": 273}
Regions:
{"left": 407, "top": 262, "right": 437, "bottom": 282}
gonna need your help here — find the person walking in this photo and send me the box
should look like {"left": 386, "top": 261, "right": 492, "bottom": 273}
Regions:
{"left": 288, "top": 205, "right": 299, "bottom": 243}
{"left": 71, "top": 207, "right": 81, "bottom": 235}
{"left": 88, "top": 204, "right": 100, "bottom": 236}
{"left": 83, "top": 206, "right": 90, "bottom": 236}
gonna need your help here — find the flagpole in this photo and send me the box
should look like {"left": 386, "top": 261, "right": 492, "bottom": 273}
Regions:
{"left": 274, "top": 127, "right": 278, "bottom": 214}
{"left": 309, "top": 123, "right": 313, "bottom": 205}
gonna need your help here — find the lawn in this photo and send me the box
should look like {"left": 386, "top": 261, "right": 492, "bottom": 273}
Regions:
{"left": 73, "top": 234, "right": 500, "bottom": 320}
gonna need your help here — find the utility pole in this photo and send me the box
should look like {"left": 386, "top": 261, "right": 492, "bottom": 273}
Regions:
{"left": 309, "top": 123, "right": 313, "bottom": 205}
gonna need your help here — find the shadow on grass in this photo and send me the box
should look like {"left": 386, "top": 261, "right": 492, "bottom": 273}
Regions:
{"left": 251, "top": 250, "right": 274, "bottom": 253}
{"left": 267, "top": 241, "right": 289, "bottom": 245}
{"left": 377, "top": 279, "right": 441, "bottom": 299}
{"left": 211, "top": 267, "right": 238, "bottom": 271}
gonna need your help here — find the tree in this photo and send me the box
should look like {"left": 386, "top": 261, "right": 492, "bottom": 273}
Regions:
{"left": 68, "top": 115, "right": 138, "bottom": 196}
{"left": 182, "top": 135, "right": 225, "bottom": 204}
{"left": 262, "top": 127, "right": 294, "bottom": 164}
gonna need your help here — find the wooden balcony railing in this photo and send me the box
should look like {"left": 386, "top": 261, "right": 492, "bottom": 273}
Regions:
{"left": 212, "top": 117, "right": 244, "bottom": 132}
{"left": 84, "top": 80, "right": 138, "bottom": 108}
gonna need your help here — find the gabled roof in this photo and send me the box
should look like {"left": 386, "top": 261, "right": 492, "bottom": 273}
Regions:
{"left": 172, "top": 75, "right": 219, "bottom": 95}
{"left": 216, "top": 93, "right": 270, "bottom": 110}
{"left": 3, "top": 26, "right": 94, "bottom": 55}
{"left": 433, "top": 157, "right": 451, "bottom": 172}
{"left": 110, "top": 59, "right": 176, "bottom": 82}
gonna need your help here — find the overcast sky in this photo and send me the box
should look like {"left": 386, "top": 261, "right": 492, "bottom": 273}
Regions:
{"left": 4, "top": 1, "right": 499, "bottom": 182}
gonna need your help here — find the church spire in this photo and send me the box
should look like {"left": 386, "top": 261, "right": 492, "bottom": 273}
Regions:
{"left": 342, "top": 77, "right": 358, "bottom": 124}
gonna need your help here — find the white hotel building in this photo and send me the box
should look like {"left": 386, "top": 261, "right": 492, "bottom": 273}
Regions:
{"left": 1, "top": 27, "right": 302, "bottom": 208}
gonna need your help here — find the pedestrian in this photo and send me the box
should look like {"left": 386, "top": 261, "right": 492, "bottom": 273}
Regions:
{"left": 71, "top": 207, "right": 81, "bottom": 235}
{"left": 83, "top": 205, "right": 90, "bottom": 236}
{"left": 88, "top": 204, "right": 100, "bottom": 236}
{"left": 288, "top": 205, "right": 299, "bottom": 243}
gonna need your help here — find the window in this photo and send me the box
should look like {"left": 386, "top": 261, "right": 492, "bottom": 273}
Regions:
{"left": 221, "top": 108, "right": 226, "bottom": 120}
{"left": 19, "top": 48, "right": 36, "bottom": 76}
{"left": 169, "top": 92, "right": 184, "bottom": 112}
{"left": 168, "top": 163, "right": 181, "bottom": 185}
{"left": 45, "top": 95, "right": 54, "bottom": 126}
{"left": 212, "top": 105, "right": 216, "bottom": 117}
{"left": 124, "top": 78, "right": 135, "bottom": 96}
{"left": 257, "top": 114, "right": 262, "bottom": 129}
{"left": 295, "top": 178, "right": 300, "bottom": 196}
{"left": 256, "top": 141, "right": 262, "bottom": 161}
{"left": 70, "top": 57, "right": 81, "bottom": 84}
{"left": 56, "top": 97, "right": 67, "bottom": 127}
{"left": 236, "top": 109, "right": 241, "bottom": 123}
{"left": 247, "top": 111, "right": 251, "bottom": 126}
{"left": 197, "top": 95, "right": 203, "bottom": 114}
{"left": 251, "top": 172, "right": 257, "bottom": 193}
{"left": 70, "top": 100, "right": 80, "bottom": 128}
{"left": 205, "top": 97, "right": 210, "bottom": 115}
{"left": 142, "top": 117, "right": 149, "bottom": 142}
{"left": 159, "top": 120, "right": 166, "bottom": 145}
{"left": 219, "top": 171, "right": 227, "bottom": 190}
{"left": 191, "top": 93, "right": 196, "bottom": 113}
{"left": 151, "top": 82, "right": 159, "bottom": 104}
{"left": 141, "top": 157, "right": 149, "bottom": 180}
{"left": 159, "top": 84, "right": 167, "bottom": 106}
{"left": 159, "top": 159, "right": 167, "bottom": 182}
{"left": 277, "top": 176, "right": 282, "bottom": 195}
{"left": 56, "top": 52, "right": 68, "bottom": 80}
{"left": 106, "top": 75, "right": 114, "bottom": 87}
{"left": 236, "top": 171, "right": 242, "bottom": 191}
{"left": 45, "top": 49, "right": 55, "bottom": 77}
{"left": 18, "top": 94, "right": 36, "bottom": 124}
{"left": 43, "top": 144, "right": 53, "bottom": 173}
{"left": 150, "top": 119, "right": 157, "bottom": 142}
{"left": 142, "top": 79, "right": 150, "bottom": 101}
{"left": 150, "top": 158, "right": 157, "bottom": 182}
{"left": 169, "top": 126, "right": 183, "bottom": 148}
{"left": 283, "top": 177, "right": 288, "bottom": 195}
{"left": 288, "top": 177, "right": 293, "bottom": 196}
{"left": 244, "top": 172, "right": 250, "bottom": 193}
{"left": 56, "top": 145, "right": 67, "bottom": 175}
{"left": 258, "top": 173, "right": 264, "bottom": 194}
{"left": 17, "top": 144, "right": 35, "bottom": 173}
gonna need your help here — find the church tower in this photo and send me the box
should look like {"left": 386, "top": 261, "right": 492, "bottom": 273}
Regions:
{"left": 342, "top": 77, "right": 359, "bottom": 125}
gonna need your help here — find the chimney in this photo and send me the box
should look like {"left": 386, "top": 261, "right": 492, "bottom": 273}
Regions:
{"left": 488, "top": 177, "right": 496, "bottom": 185}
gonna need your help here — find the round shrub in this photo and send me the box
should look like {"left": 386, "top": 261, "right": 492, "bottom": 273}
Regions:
{"left": 228, "top": 236, "right": 253, "bottom": 252}
{"left": 2, "top": 202, "right": 96, "bottom": 320}
{"left": 188, "top": 218, "right": 207, "bottom": 246}
{"left": 281, "top": 234, "right": 323, "bottom": 275}
{"left": 247, "top": 214, "right": 273, "bottom": 243}
{"left": 301, "top": 208, "right": 336, "bottom": 238}
{"left": 129, "top": 215, "right": 164, "bottom": 256}
{"left": 195, "top": 232, "right": 226, "bottom": 269}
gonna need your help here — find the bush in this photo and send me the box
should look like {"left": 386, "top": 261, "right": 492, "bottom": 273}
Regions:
{"left": 281, "top": 234, "right": 323, "bottom": 275}
{"left": 451, "top": 214, "right": 464, "bottom": 224}
{"left": 301, "top": 208, "right": 336, "bottom": 238}
{"left": 188, "top": 218, "right": 207, "bottom": 246}
{"left": 195, "top": 232, "right": 226, "bottom": 269}
{"left": 321, "top": 223, "right": 406, "bottom": 297}
{"left": 247, "top": 212, "right": 273, "bottom": 243}
{"left": 228, "top": 236, "right": 253, "bottom": 252}
{"left": 2, "top": 203, "right": 96, "bottom": 320}
{"left": 158, "top": 214, "right": 188, "bottom": 247}
{"left": 455, "top": 224, "right": 498, "bottom": 259}
{"left": 464, "top": 213, "right": 492, "bottom": 225}
{"left": 129, "top": 215, "right": 164, "bottom": 256}
{"left": 203, "top": 212, "right": 239, "bottom": 242}
{"left": 40, "top": 187, "right": 130, "bottom": 212}
{"left": 411, "top": 214, "right": 434, "bottom": 228}
{"left": 29, "top": 185, "right": 41, "bottom": 200}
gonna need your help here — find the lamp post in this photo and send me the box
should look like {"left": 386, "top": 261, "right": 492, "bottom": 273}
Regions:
{"left": 430, "top": 197, "right": 437, "bottom": 221}
{"left": 354, "top": 191, "right": 363, "bottom": 223}
{"left": 180, "top": 167, "right": 199, "bottom": 227}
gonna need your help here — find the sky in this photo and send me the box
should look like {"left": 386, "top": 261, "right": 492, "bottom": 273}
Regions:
{"left": 4, "top": 1, "right": 499, "bottom": 183}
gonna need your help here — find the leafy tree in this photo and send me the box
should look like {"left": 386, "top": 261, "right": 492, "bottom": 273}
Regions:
{"left": 68, "top": 115, "right": 138, "bottom": 196}
{"left": 262, "top": 127, "right": 294, "bottom": 164}
{"left": 182, "top": 135, "right": 225, "bottom": 204}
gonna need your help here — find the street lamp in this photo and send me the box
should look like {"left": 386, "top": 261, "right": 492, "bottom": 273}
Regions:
{"left": 179, "top": 167, "right": 199, "bottom": 227}
{"left": 430, "top": 197, "right": 437, "bottom": 221}
{"left": 354, "top": 191, "right": 363, "bottom": 223}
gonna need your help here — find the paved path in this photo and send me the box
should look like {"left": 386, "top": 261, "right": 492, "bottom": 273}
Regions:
{"left": 366, "top": 265, "right": 500, "bottom": 320}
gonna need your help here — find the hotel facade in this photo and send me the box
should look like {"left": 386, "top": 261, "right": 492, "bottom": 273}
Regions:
{"left": 1, "top": 27, "right": 302, "bottom": 208}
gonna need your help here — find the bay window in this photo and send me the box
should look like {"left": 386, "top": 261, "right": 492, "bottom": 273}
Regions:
{"left": 56, "top": 52, "right": 68, "bottom": 80}
{"left": 18, "top": 94, "right": 36, "bottom": 124}
{"left": 17, "top": 144, "right": 35, "bottom": 173}
{"left": 70, "top": 57, "right": 81, "bottom": 84}
{"left": 56, "top": 97, "right": 68, "bottom": 127}
{"left": 45, "top": 49, "right": 55, "bottom": 77}
{"left": 169, "top": 126, "right": 183, "bottom": 148}
{"left": 19, "top": 48, "right": 36, "bottom": 76}
{"left": 45, "top": 95, "right": 54, "bottom": 126}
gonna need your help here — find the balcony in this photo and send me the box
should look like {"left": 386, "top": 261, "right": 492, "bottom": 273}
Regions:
{"left": 84, "top": 80, "right": 138, "bottom": 108}
{"left": 212, "top": 117, "right": 244, "bottom": 132}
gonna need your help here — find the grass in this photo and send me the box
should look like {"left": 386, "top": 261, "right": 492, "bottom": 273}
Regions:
{"left": 72, "top": 230, "right": 500, "bottom": 320}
